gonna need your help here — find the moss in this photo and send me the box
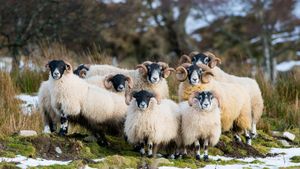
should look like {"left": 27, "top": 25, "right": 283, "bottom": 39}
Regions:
{"left": 0, "top": 162, "right": 20, "bottom": 169}
{"left": 209, "top": 147, "right": 224, "bottom": 156}
{"left": 90, "top": 155, "right": 142, "bottom": 168}
{"left": 252, "top": 144, "right": 270, "bottom": 155}
{"left": 0, "top": 136, "right": 36, "bottom": 158}
{"left": 290, "top": 156, "right": 300, "bottom": 163}
{"left": 29, "top": 160, "right": 84, "bottom": 169}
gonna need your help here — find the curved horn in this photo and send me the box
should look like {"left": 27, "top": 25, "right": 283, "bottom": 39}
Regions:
{"left": 188, "top": 91, "right": 199, "bottom": 107}
{"left": 125, "top": 76, "right": 134, "bottom": 89}
{"left": 157, "top": 62, "right": 168, "bottom": 69}
{"left": 135, "top": 64, "right": 148, "bottom": 76}
{"left": 158, "top": 62, "right": 174, "bottom": 78}
{"left": 189, "top": 51, "right": 200, "bottom": 58}
{"left": 179, "top": 54, "right": 192, "bottom": 64}
{"left": 104, "top": 74, "right": 114, "bottom": 89}
{"left": 142, "top": 61, "right": 152, "bottom": 66}
{"left": 79, "top": 69, "right": 87, "bottom": 78}
{"left": 175, "top": 66, "right": 188, "bottom": 82}
{"left": 203, "top": 51, "right": 222, "bottom": 68}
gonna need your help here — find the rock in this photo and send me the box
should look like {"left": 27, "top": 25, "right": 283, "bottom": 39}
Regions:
{"left": 271, "top": 131, "right": 281, "bottom": 137}
{"left": 279, "top": 139, "right": 291, "bottom": 147}
{"left": 283, "top": 132, "right": 295, "bottom": 141}
{"left": 55, "top": 147, "right": 62, "bottom": 154}
{"left": 19, "top": 130, "right": 37, "bottom": 137}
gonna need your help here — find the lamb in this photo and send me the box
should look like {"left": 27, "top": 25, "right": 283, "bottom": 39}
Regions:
{"left": 180, "top": 51, "right": 263, "bottom": 137}
{"left": 46, "top": 60, "right": 128, "bottom": 140}
{"left": 82, "top": 61, "right": 174, "bottom": 99}
{"left": 124, "top": 90, "right": 180, "bottom": 157}
{"left": 84, "top": 74, "right": 133, "bottom": 94}
{"left": 180, "top": 91, "right": 221, "bottom": 161}
{"left": 176, "top": 63, "right": 252, "bottom": 145}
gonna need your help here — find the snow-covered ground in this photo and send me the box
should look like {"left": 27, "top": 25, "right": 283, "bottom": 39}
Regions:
{"left": 16, "top": 94, "right": 39, "bottom": 115}
{"left": 160, "top": 148, "right": 300, "bottom": 169}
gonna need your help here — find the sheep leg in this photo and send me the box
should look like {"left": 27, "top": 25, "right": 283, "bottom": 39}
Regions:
{"left": 194, "top": 140, "right": 201, "bottom": 160}
{"left": 245, "top": 129, "right": 252, "bottom": 145}
{"left": 203, "top": 139, "right": 209, "bottom": 161}
{"left": 234, "top": 133, "right": 242, "bottom": 142}
{"left": 42, "top": 111, "right": 51, "bottom": 134}
{"left": 139, "top": 141, "right": 146, "bottom": 156}
{"left": 251, "top": 122, "right": 257, "bottom": 138}
{"left": 59, "top": 112, "right": 68, "bottom": 136}
{"left": 147, "top": 140, "right": 154, "bottom": 158}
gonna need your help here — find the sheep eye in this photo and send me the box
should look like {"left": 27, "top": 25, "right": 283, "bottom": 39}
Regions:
{"left": 204, "top": 57, "right": 209, "bottom": 64}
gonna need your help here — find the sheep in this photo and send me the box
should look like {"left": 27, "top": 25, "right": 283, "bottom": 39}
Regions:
{"left": 38, "top": 81, "right": 60, "bottom": 133}
{"left": 84, "top": 74, "right": 133, "bottom": 94}
{"left": 73, "top": 64, "right": 90, "bottom": 78}
{"left": 46, "top": 60, "right": 128, "bottom": 141}
{"left": 83, "top": 61, "right": 174, "bottom": 99}
{"left": 180, "top": 91, "right": 221, "bottom": 161}
{"left": 180, "top": 51, "right": 263, "bottom": 137}
{"left": 124, "top": 90, "right": 180, "bottom": 157}
{"left": 176, "top": 63, "right": 252, "bottom": 145}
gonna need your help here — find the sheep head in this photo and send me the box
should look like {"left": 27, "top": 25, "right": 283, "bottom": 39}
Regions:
{"left": 157, "top": 62, "right": 175, "bottom": 78}
{"left": 135, "top": 61, "right": 152, "bottom": 77}
{"left": 104, "top": 74, "right": 134, "bottom": 92}
{"left": 188, "top": 91, "right": 219, "bottom": 110}
{"left": 202, "top": 51, "right": 222, "bottom": 68}
{"left": 46, "top": 60, "right": 73, "bottom": 80}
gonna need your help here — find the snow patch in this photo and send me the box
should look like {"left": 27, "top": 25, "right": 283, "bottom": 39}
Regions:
{"left": 0, "top": 155, "right": 71, "bottom": 169}
{"left": 16, "top": 94, "right": 39, "bottom": 115}
{"left": 276, "top": 60, "right": 300, "bottom": 72}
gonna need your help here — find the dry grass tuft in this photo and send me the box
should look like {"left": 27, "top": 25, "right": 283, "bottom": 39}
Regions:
{"left": 0, "top": 71, "right": 42, "bottom": 136}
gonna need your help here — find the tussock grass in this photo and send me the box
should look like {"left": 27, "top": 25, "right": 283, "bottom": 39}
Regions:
{"left": 0, "top": 71, "right": 42, "bottom": 136}
{"left": 256, "top": 72, "right": 300, "bottom": 131}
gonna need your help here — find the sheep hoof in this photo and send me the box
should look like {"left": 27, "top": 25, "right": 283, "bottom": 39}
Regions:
{"left": 147, "top": 154, "right": 153, "bottom": 158}
{"left": 58, "top": 129, "right": 67, "bottom": 136}
{"left": 195, "top": 154, "right": 201, "bottom": 161}
{"left": 234, "top": 135, "right": 242, "bottom": 142}
{"left": 203, "top": 155, "right": 209, "bottom": 162}
{"left": 250, "top": 132, "right": 257, "bottom": 139}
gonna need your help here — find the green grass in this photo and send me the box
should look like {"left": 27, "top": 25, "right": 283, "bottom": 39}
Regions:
{"left": 291, "top": 156, "right": 300, "bottom": 163}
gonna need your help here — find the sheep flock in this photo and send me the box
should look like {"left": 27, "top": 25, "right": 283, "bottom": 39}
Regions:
{"left": 38, "top": 51, "right": 264, "bottom": 161}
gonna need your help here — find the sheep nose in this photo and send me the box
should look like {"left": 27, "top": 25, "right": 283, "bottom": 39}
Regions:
{"left": 192, "top": 78, "right": 197, "bottom": 81}
{"left": 54, "top": 72, "right": 59, "bottom": 76}
{"left": 140, "top": 102, "right": 146, "bottom": 108}
{"left": 203, "top": 103, "right": 209, "bottom": 107}
{"left": 118, "top": 85, "right": 124, "bottom": 90}
{"left": 152, "top": 77, "right": 158, "bottom": 81}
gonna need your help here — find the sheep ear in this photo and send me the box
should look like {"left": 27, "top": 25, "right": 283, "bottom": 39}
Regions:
{"left": 154, "top": 93, "right": 161, "bottom": 105}
{"left": 125, "top": 91, "right": 134, "bottom": 105}
{"left": 188, "top": 92, "right": 198, "bottom": 106}
{"left": 163, "top": 68, "right": 175, "bottom": 78}
{"left": 79, "top": 69, "right": 87, "bottom": 78}
{"left": 45, "top": 63, "right": 50, "bottom": 70}
{"left": 179, "top": 55, "right": 192, "bottom": 64}
{"left": 64, "top": 61, "right": 73, "bottom": 73}
{"left": 104, "top": 75, "right": 114, "bottom": 89}
{"left": 201, "top": 71, "right": 214, "bottom": 83}
{"left": 135, "top": 64, "right": 148, "bottom": 76}
{"left": 125, "top": 76, "right": 134, "bottom": 89}
{"left": 175, "top": 66, "right": 188, "bottom": 82}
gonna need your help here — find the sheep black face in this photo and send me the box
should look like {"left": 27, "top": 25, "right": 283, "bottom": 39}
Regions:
{"left": 105, "top": 74, "right": 133, "bottom": 92}
{"left": 46, "top": 60, "right": 72, "bottom": 80}
{"left": 73, "top": 64, "right": 89, "bottom": 78}
{"left": 186, "top": 64, "right": 204, "bottom": 85}
{"left": 146, "top": 63, "right": 163, "bottom": 84}
{"left": 191, "top": 53, "right": 211, "bottom": 65}
{"left": 196, "top": 91, "right": 214, "bottom": 110}
{"left": 133, "top": 90, "right": 155, "bottom": 110}
{"left": 136, "top": 61, "right": 174, "bottom": 84}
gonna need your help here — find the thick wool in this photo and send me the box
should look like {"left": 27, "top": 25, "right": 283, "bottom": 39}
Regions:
{"left": 48, "top": 72, "right": 128, "bottom": 126}
{"left": 211, "top": 67, "right": 263, "bottom": 125}
{"left": 84, "top": 64, "right": 170, "bottom": 99}
{"left": 178, "top": 81, "right": 206, "bottom": 102}
{"left": 125, "top": 99, "right": 180, "bottom": 145}
{"left": 180, "top": 100, "right": 221, "bottom": 146}
{"left": 38, "top": 81, "right": 60, "bottom": 129}
{"left": 183, "top": 79, "right": 252, "bottom": 132}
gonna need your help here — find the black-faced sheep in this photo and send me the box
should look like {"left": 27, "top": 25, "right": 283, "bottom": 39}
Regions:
{"left": 124, "top": 90, "right": 180, "bottom": 157}
{"left": 180, "top": 91, "right": 221, "bottom": 161}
